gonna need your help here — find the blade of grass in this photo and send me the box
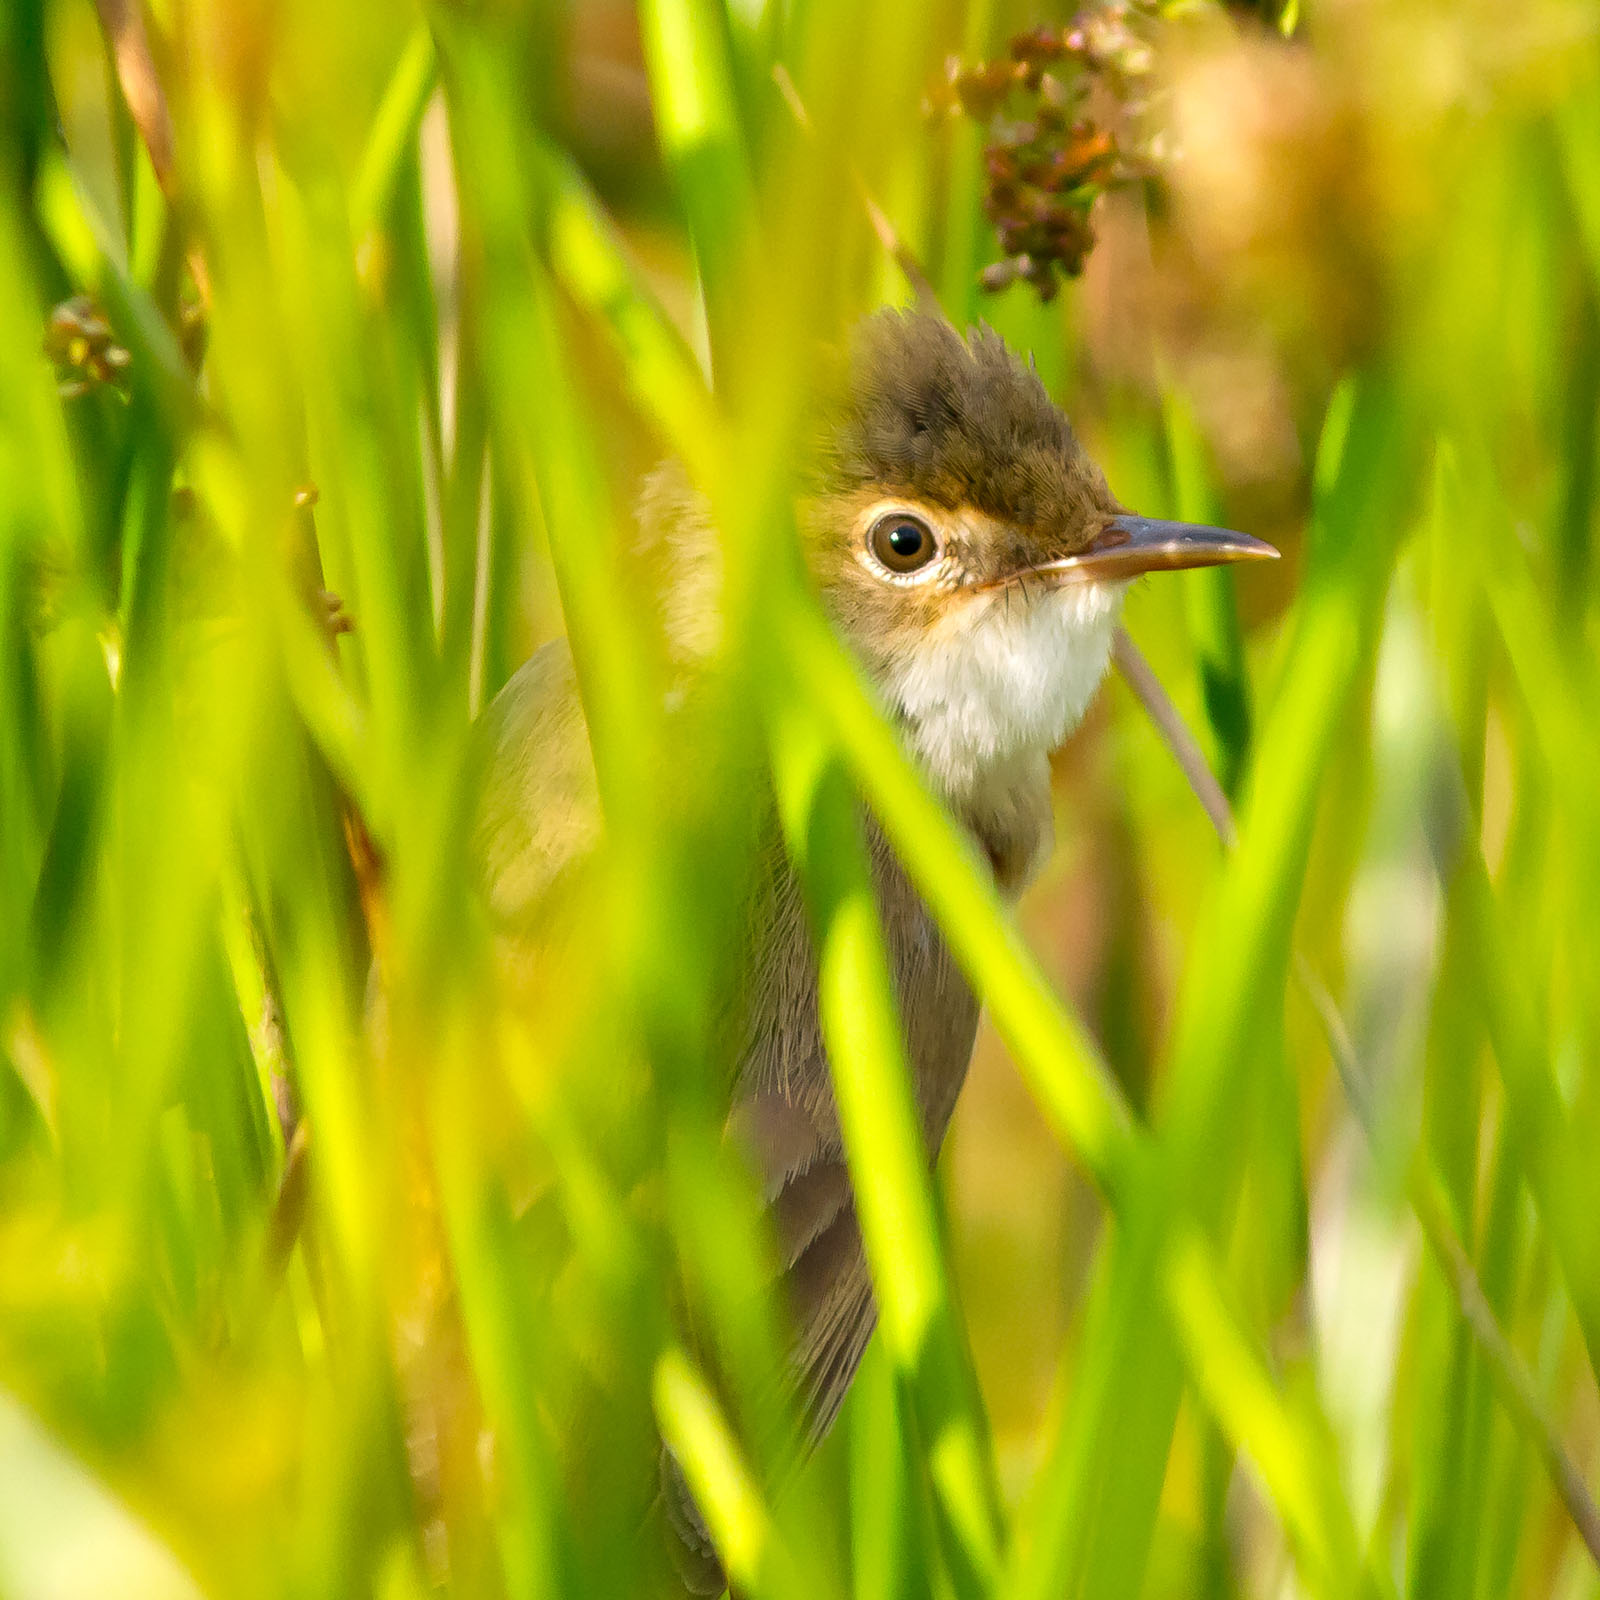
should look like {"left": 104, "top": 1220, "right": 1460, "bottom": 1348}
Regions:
{"left": 778, "top": 592, "right": 1142, "bottom": 1198}
{"left": 777, "top": 581, "right": 1389, "bottom": 1600}
{"left": 0, "top": 1388, "right": 208, "bottom": 1600}
{"left": 1161, "top": 383, "right": 1253, "bottom": 800}
{"left": 1023, "top": 375, "right": 1408, "bottom": 1600}
{"left": 431, "top": 22, "right": 663, "bottom": 835}
{"left": 638, "top": 0, "right": 755, "bottom": 376}
{"left": 1116, "top": 524, "right": 1600, "bottom": 1580}
{"left": 535, "top": 135, "right": 721, "bottom": 481}
{"left": 770, "top": 690, "right": 1005, "bottom": 1599}
{"left": 351, "top": 28, "right": 437, "bottom": 238}
{"left": 936, "top": 0, "right": 996, "bottom": 322}
{"left": 656, "top": 1346, "right": 831, "bottom": 1600}
{"left": 1166, "top": 1227, "right": 1372, "bottom": 1600}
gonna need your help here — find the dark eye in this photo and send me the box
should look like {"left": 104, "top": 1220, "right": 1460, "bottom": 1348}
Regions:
{"left": 869, "top": 513, "right": 938, "bottom": 575}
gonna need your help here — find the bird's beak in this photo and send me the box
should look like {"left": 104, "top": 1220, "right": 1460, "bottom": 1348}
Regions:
{"left": 1023, "top": 515, "right": 1279, "bottom": 584}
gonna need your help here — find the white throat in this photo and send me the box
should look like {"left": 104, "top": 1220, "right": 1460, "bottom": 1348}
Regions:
{"left": 881, "top": 581, "right": 1124, "bottom": 803}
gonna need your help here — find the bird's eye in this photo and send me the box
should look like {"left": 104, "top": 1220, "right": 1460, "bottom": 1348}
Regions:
{"left": 869, "top": 513, "right": 938, "bottom": 575}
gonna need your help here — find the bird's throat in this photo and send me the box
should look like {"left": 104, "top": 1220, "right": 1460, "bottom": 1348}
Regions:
{"left": 883, "top": 580, "right": 1122, "bottom": 814}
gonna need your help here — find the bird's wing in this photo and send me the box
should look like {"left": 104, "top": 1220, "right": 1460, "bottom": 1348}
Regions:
{"left": 725, "top": 1082, "right": 876, "bottom": 1443}
{"left": 477, "top": 637, "right": 603, "bottom": 953}
{"left": 722, "top": 816, "right": 980, "bottom": 1452}
{"left": 660, "top": 1111, "right": 875, "bottom": 1597}
{"left": 478, "top": 632, "right": 882, "bottom": 1588}
{"left": 786, "top": 1182, "right": 877, "bottom": 1443}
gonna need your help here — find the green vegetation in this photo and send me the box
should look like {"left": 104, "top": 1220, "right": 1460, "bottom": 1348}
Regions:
{"left": 2, "top": 2, "right": 1599, "bottom": 1597}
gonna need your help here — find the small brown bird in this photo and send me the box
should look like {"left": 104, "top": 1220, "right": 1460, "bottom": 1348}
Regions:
{"left": 477, "top": 309, "right": 1275, "bottom": 1592}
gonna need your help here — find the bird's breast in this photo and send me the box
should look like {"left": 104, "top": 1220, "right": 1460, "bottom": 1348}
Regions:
{"left": 735, "top": 817, "right": 982, "bottom": 1164}
{"left": 868, "top": 821, "right": 984, "bottom": 1146}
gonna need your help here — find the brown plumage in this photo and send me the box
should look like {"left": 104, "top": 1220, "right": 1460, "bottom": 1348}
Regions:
{"left": 821, "top": 311, "right": 1108, "bottom": 542}
{"left": 477, "top": 309, "right": 1272, "bottom": 1594}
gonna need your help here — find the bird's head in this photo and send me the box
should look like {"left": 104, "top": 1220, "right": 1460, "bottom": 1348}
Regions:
{"left": 803, "top": 310, "right": 1275, "bottom": 800}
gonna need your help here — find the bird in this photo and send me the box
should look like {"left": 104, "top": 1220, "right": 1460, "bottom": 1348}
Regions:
{"left": 475, "top": 308, "right": 1276, "bottom": 1593}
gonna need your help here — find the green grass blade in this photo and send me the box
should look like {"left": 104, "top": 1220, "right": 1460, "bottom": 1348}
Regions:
{"left": 770, "top": 691, "right": 1004, "bottom": 1598}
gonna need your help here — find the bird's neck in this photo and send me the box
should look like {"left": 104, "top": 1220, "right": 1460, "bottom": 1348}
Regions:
{"left": 949, "top": 749, "right": 1055, "bottom": 900}
{"left": 870, "top": 585, "right": 1122, "bottom": 899}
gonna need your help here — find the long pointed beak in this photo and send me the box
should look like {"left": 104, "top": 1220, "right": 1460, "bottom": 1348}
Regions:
{"left": 1025, "top": 515, "right": 1279, "bottom": 584}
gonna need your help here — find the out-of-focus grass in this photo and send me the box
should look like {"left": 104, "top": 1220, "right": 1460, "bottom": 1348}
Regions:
{"left": 3, "top": 2, "right": 1600, "bottom": 1598}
